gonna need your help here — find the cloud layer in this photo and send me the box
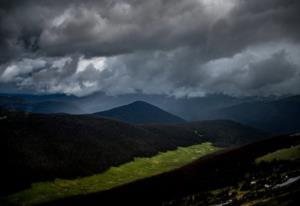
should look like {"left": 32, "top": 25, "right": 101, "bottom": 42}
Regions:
{"left": 0, "top": 0, "right": 300, "bottom": 97}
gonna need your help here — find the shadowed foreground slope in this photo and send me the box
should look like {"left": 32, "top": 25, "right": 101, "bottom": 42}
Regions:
{"left": 5, "top": 143, "right": 218, "bottom": 206}
{"left": 0, "top": 109, "right": 266, "bottom": 196}
{"left": 38, "top": 134, "right": 300, "bottom": 206}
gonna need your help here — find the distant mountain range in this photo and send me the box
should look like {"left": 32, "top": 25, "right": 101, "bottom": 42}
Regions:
{"left": 210, "top": 95, "right": 300, "bottom": 133}
{"left": 1, "top": 93, "right": 300, "bottom": 133}
{"left": 0, "top": 95, "right": 82, "bottom": 114}
{"left": 0, "top": 109, "right": 265, "bottom": 195}
{"left": 94, "top": 101, "right": 185, "bottom": 124}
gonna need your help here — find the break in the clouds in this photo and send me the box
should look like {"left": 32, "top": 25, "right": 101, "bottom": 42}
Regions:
{"left": 0, "top": 0, "right": 300, "bottom": 97}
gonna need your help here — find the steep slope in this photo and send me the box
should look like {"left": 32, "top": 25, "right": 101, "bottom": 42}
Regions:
{"left": 37, "top": 134, "right": 300, "bottom": 206}
{"left": 212, "top": 95, "right": 300, "bottom": 133}
{"left": 94, "top": 101, "right": 185, "bottom": 124}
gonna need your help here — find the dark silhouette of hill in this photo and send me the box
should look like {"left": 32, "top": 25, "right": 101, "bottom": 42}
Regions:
{"left": 38, "top": 134, "right": 300, "bottom": 206}
{"left": 94, "top": 101, "right": 186, "bottom": 124}
{"left": 142, "top": 120, "right": 266, "bottom": 147}
{"left": 0, "top": 109, "right": 265, "bottom": 196}
{"left": 0, "top": 109, "right": 162, "bottom": 195}
{"left": 211, "top": 95, "right": 300, "bottom": 133}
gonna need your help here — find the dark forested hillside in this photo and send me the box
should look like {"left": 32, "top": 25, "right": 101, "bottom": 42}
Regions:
{"left": 0, "top": 109, "right": 161, "bottom": 195}
{"left": 0, "top": 109, "right": 265, "bottom": 196}
{"left": 38, "top": 134, "right": 300, "bottom": 206}
{"left": 142, "top": 120, "right": 267, "bottom": 147}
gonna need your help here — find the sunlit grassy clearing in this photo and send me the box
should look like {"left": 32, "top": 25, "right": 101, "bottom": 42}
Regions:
{"left": 256, "top": 144, "right": 300, "bottom": 163}
{"left": 8, "top": 142, "right": 218, "bottom": 206}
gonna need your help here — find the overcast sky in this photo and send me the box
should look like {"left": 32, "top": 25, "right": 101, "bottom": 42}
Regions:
{"left": 0, "top": 0, "right": 299, "bottom": 97}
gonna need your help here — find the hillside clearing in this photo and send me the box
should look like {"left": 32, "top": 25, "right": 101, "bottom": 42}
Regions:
{"left": 7, "top": 142, "right": 218, "bottom": 206}
{"left": 255, "top": 144, "right": 300, "bottom": 163}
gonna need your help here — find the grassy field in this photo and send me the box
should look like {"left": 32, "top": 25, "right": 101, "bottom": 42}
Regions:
{"left": 6, "top": 142, "right": 218, "bottom": 206}
{"left": 256, "top": 144, "right": 300, "bottom": 163}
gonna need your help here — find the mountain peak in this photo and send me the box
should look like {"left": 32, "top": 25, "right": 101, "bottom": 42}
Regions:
{"left": 94, "top": 101, "right": 185, "bottom": 124}
{"left": 129, "top": 100, "right": 151, "bottom": 105}
{"left": 126, "top": 101, "right": 162, "bottom": 109}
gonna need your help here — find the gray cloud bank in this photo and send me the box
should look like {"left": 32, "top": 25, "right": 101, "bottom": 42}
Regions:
{"left": 0, "top": 0, "right": 300, "bottom": 97}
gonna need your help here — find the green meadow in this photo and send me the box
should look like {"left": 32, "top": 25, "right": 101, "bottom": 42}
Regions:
{"left": 256, "top": 144, "right": 300, "bottom": 163}
{"left": 7, "top": 142, "right": 218, "bottom": 206}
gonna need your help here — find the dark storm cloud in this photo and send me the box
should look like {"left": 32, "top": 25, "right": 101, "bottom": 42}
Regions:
{"left": 0, "top": 0, "right": 300, "bottom": 97}
{"left": 1, "top": 0, "right": 299, "bottom": 58}
{"left": 200, "top": 47, "right": 300, "bottom": 96}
